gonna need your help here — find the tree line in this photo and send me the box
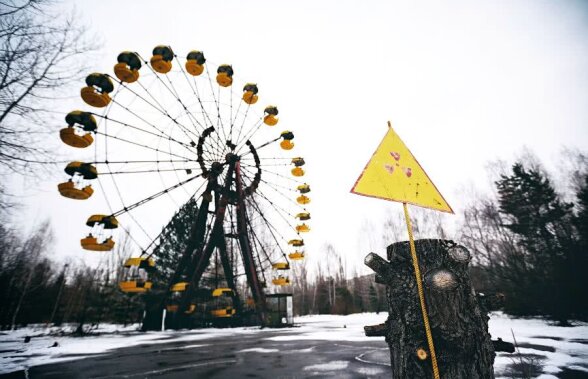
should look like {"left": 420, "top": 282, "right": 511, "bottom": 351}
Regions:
{"left": 458, "top": 152, "right": 588, "bottom": 324}
{"left": 0, "top": 216, "right": 385, "bottom": 330}
{"left": 1, "top": 150, "right": 586, "bottom": 330}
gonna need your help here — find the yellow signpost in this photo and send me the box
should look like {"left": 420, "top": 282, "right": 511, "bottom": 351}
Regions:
{"left": 351, "top": 121, "right": 454, "bottom": 379}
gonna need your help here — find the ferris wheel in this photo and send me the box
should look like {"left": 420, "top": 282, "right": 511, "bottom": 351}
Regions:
{"left": 57, "top": 45, "right": 311, "bottom": 323}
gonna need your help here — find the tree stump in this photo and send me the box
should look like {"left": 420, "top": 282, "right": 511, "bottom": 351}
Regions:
{"left": 365, "top": 239, "right": 497, "bottom": 378}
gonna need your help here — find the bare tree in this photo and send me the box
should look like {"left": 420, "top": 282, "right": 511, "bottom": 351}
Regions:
{"left": 8, "top": 219, "right": 52, "bottom": 328}
{"left": 0, "top": 0, "right": 96, "bottom": 176}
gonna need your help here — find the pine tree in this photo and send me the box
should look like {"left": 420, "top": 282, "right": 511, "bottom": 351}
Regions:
{"left": 150, "top": 197, "right": 199, "bottom": 286}
{"left": 141, "top": 197, "right": 199, "bottom": 330}
{"left": 575, "top": 175, "right": 588, "bottom": 249}
{"left": 572, "top": 175, "right": 588, "bottom": 319}
{"left": 496, "top": 163, "right": 578, "bottom": 322}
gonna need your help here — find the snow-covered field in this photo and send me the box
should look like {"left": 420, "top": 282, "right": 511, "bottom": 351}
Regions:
{"left": 0, "top": 312, "right": 587, "bottom": 378}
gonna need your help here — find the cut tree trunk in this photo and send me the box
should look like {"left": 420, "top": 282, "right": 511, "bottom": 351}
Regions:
{"left": 365, "top": 239, "right": 496, "bottom": 378}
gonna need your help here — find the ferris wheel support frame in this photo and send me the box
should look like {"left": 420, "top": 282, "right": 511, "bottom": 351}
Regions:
{"left": 235, "top": 161, "right": 268, "bottom": 323}
{"left": 215, "top": 227, "right": 243, "bottom": 316}
{"left": 174, "top": 154, "right": 268, "bottom": 324}
{"left": 177, "top": 156, "right": 237, "bottom": 314}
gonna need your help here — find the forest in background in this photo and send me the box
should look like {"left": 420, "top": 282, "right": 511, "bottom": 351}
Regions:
{"left": 1, "top": 150, "right": 586, "bottom": 330}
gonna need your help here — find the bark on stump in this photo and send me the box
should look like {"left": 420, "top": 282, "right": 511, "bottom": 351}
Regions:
{"left": 365, "top": 239, "right": 496, "bottom": 378}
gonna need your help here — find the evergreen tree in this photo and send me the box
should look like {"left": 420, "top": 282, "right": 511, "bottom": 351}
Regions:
{"left": 150, "top": 197, "right": 199, "bottom": 287}
{"left": 575, "top": 175, "right": 588, "bottom": 249}
{"left": 572, "top": 175, "right": 588, "bottom": 319}
{"left": 496, "top": 163, "right": 580, "bottom": 322}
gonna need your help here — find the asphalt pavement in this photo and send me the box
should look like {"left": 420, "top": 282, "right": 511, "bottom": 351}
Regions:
{"left": 1, "top": 328, "right": 392, "bottom": 379}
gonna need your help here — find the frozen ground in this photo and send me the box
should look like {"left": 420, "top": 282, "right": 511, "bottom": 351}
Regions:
{"left": 0, "top": 312, "right": 586, "bottom": 378}
{"left": 489, "top": 312, "right": 588, "bottom": 378}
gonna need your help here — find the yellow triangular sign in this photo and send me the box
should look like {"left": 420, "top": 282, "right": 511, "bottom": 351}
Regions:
{"left": 351, "top": 123, "right": 453, "bottom": 213}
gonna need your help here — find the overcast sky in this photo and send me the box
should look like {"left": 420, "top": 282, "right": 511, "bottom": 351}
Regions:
{"left": 11, "top": 0, "right": 588, "bottom": 276}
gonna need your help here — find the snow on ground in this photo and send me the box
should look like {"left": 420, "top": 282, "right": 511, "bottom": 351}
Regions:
{"left": 0, "top": 323, "right": 263, "bottom": 374}
{"left": 1, "top": 312, "right": 587, "bottom": 377}
{"left": 267, "top": 312, "right": 387, "bottom": 342}
{"left": 303, "top": 360, "right": 350, "bottom": 371}
{"left": 489, "top": 312, "right": 588, "bottom": 378}
{"left": 237, "top": 347, "right": 280, "bottom": 353}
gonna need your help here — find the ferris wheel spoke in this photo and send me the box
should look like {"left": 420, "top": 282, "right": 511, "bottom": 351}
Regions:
{"left": 108, "top": 73, "right": 201, "bottom": 143}
{"left": 247, "top": 164, "right": 302, "bottom": 184}
{"left": 200, "top": 126, "right": 226, "bottom": 164}
{"left": 110, "top": 171, "right": 206, "bottom": 217}
{"left": 249, "top": 156, "right": 291, "bottom": 160}
{"left": 90, "top": 159, "right": 209, "bottom": 165}
{"left": 164, "top": 132, "right": 198, "bottom": 200}
{"left": 245, "top": 223, "right": 273, "bottom": 281}
{"left": 243, "top": 161, "right": 290, "bottom": 167}
{"left": 96, "top": 155, "right": 156, "bottom": 249}
{"left": 123, "top": 55, "right": 209, "bottom": 145}
{"left": 229, "top": 89, "right": 244, "bottom": 142}
{"left": 92, "top": 162, "right": 151, "bottom": 259}
{"left": 188, "top": 76, "right": 227, "bottom": 158}
{"left": 235, "top": 117, "right": 264, "bottom": 153}
{"left": 111, "top": 76, "right": 186, "bottom": 129}
{"left": 241, "top": 165, "right": 297, "bottom": 193}
{"left": 243, "top": 175, "right": 303, "bottom": 230}
{"left": 104, "top": 159, "right": 168, "bottom": 246}
{"left": 241, "top": 193, "right": 288, "bottom": 270}
{"left": 203, "top": 65, "right": 230, "bottom": 157}
{"left": 109, "top": 96, "right": 200, "bottom": 148}
{"left": 168, "top": 55, "right": 224, "bottom": 138}
{"left": 94, "top": 131, "right": 198, "bottom": 161}
{"left": 143, "top": 182, "right": 208, "bottom": 259}
{"left": 246, "top": 196, "right": 290, "bottom": 260}
{"left": 118, "top": 223, "right": 148, "bottom": 255}
{"left": 216, "top": 87, "right": 230, "bottom": 156}
{"left": 248, "top": 219, "right": 279, "bottom": 266}
{"left": 164, "top": 74, "right": 212, "bottom": 139}
{"left": 97, "top": 167, "right": 202, "bottom": 175}
{"left": 246, "top": 194, "right": 290, "bottom": 243}
{"left": 92, "top": 113, "right": 196, "bottom": 154}
{"left": 240, "top": 136, "right": 281, "bottom": 157}
{"left": 228, "top": 84, "right": 235, "bottom": 143}
{"left": 253, "top": 176, "right": 307, "bottom": 212}
{"left": 232, "top": 102, "right": 252, "bottom": 148}
{"left": 133, "top": 80, "right": 206, "bottom": 144}
{"left": 249, "top": 189, "right": 298, "bottom": 233}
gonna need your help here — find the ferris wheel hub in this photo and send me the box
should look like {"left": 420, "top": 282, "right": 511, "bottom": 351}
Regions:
{"left": 225, "top": 153, "right": 240, "bottom": 164}
{"left": 210, "top": 161, "right": 225, "bottom": 176}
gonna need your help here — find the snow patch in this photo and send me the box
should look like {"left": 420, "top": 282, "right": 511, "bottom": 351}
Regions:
{"left": 268, "top": 312, "right": 386, "bottom": 342}
{"left": 303, "top": 360, "right": 349, "bottom": 371}
{"left": 489, "top": 312, "right": 588, "bottom": 378}
{"left": 237, "top": 347, "right": 279, "bottom": 353}
{"left": 355, "top": 366, "right": 386, "bottom": 375}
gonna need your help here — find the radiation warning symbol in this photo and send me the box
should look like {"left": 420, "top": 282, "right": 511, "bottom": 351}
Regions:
{"left": 350, "top": 124, "right": 453, "bottom": 213}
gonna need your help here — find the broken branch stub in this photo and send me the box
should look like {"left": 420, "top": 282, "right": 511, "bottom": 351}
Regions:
{"left": 364, "top": 239, "right": 507, "bottom": 378}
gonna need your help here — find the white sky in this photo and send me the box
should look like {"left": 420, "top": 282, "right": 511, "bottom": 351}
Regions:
{"left": 10, "top": 0, "right": 588, "bottom": 276}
